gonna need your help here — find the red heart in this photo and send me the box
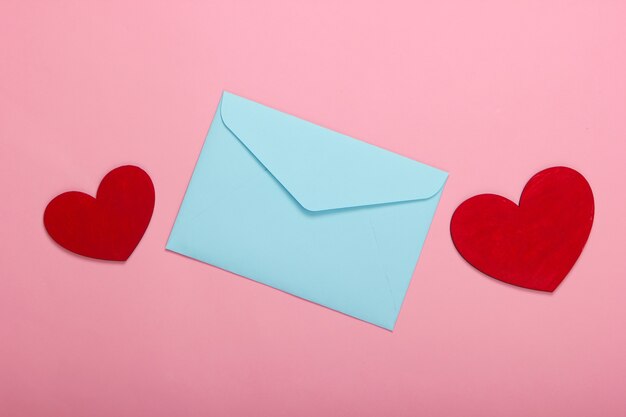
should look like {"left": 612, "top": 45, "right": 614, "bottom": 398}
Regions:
{"left": 450, "top": 167, "right": 594, "bottom": 292}
{"left": 44, "top": 165, "right": 155, "bottom": 261}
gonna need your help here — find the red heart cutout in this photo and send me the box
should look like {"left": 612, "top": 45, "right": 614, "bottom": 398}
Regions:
{"left": 44, "top": 165, "right": 155, "bottom": 261}
{"left": 450, "top": 167, "right": 594, "bottom": 292}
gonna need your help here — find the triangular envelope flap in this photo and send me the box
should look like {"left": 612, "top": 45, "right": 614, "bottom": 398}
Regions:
{"left": 220, "top": 92, "right": 448, "bottom": 212}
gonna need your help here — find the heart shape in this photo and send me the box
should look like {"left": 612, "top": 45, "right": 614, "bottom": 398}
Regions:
{"left": 450, "top": 167, "right": 594, "bottom": 292}
{"left": 44, "top": 165, "right": 155, "bottom": 261}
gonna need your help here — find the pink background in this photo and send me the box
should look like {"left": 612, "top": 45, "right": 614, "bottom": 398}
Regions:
{"left": 2, "top": 1, "right": 625, "bottom": 416}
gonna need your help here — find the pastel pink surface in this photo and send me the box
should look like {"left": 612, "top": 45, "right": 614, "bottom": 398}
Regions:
{"left": 1, "top": 1, "right": 625, "bottom": 416}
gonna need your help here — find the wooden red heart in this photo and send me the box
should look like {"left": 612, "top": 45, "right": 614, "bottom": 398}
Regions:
{"left": 44, "top": 165, "right": 155, "bottom": 261}
{"left": 450, "top": 167, "right": 594, "bottom": 292}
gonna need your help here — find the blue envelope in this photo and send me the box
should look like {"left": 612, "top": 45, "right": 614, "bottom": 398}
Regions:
{"left": 167, "top": 92, "right": 448, "bottom": 330}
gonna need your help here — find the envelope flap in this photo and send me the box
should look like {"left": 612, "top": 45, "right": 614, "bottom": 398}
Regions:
{"left": 220, "top": 92, "right": 448, "bottom": 212}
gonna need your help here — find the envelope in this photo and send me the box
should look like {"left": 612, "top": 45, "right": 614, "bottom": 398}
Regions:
{"left": 167, "top": 92, "right": 448, "bottom": 330}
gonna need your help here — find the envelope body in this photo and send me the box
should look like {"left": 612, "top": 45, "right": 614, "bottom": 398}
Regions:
{"left": 167, "top": 92, "right": 448, "bottom": 330}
